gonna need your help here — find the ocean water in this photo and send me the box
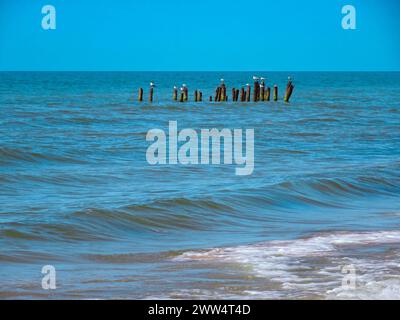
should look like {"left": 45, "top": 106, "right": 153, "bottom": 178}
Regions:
{"left": 0, "top": 71, "right": 400, "bottom": 299}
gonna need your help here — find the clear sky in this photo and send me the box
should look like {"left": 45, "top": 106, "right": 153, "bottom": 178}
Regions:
{"left": 0, "top": 0, "right": 399, "bottom": 71}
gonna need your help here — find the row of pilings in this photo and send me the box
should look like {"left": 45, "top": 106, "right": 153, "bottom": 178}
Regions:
{"left": 137, "top": 77, "right": 294, "bottom": 103}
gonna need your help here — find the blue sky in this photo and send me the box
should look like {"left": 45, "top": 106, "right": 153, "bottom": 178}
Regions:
{"left": 0, "top": 0, "right": 399, "bottom": 71}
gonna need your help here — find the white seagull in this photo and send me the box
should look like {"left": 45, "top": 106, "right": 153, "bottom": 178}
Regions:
{"left": 253, "top": 76, "right": 260, "bottom": 81}
{"left": 150, "top": 82, "right": 156, "bottom": 87}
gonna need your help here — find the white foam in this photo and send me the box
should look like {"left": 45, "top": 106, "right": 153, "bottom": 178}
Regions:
{"left": 174, "top": 230, "right": 400, "bottom": 299}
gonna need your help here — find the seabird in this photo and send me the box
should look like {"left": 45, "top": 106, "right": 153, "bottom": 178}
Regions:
{"left": 253, "top": 76, "right": 260, "bottom": 81}
{"left": 150, "top": 82, "right": 156, "bottom": 87}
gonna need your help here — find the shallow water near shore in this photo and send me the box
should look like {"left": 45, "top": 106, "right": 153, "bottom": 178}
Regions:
{"left": 1, "top": 72, "right": 400, "bottom": 299}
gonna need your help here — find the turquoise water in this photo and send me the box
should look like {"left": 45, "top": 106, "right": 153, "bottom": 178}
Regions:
{"left": 1, "top": 72, "right": 400, "bottom": 299}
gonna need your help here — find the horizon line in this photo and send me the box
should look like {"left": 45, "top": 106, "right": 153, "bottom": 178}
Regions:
{"left": 1, "top": 70, "right": 400, "bottom": 73}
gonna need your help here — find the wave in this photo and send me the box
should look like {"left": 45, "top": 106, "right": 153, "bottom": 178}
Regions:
{"left": 70, "top": 198, "right": 235, "bottom": 233}
{"left": 66, "top": 172, "right": 400, "bottom": 234}
{"left": 173, "top": 230, "right": 400, "bottom": 299}
{"left": 1, "top": 170, "right": 399, "bottom": 243}
{"left": 0, "top": 147, "right": 87, "bottom": 165}
{"left": 82, "top": 250, "right": 182, "bottom": 264}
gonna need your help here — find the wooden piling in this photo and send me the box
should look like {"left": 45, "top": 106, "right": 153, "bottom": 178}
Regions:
{"left": 273, "top": 85, "right": 278, "bottom": 101}
{"left": 180, "top": 91, "right": 184, "bottom": 102}
{"left": 246, "top": 85, "right": 251, "bottom": 102}
{"left": 240, "top": 87, "right": 245, "bottom": 102}
{"left": 265, "top": 87, "right": 271, "bottom": 101}
{"left": 260, "top": 85, "right": 265, "bottom": 102}
{"left": 138, "top": 88, "right": 143, "bottom": 102}
{"left": 183, "top": 87, "right": 188, "bottom": 101}
{"left": 284, "top": 84, "right": 294, "bottom": 103}
{"left": 235, "top": 89, "right": 239, "bottom": 102}
{"left": 215, "top": 87, "right": 221, "bottom": 102}
{"left": 221, "top": 84, "right": 226, "bottom": 102}
{"left": 199, "top": 91, "right": 202, "bottom": 102}
{"left": 194, "top": 90, "right": 198, "bottom": 102}
{"left": 173, "top": 87, "right": 178, "bottom": 101}
{"left": 232, "top": 88, "right": 236, "bottom": 102}
{"left": 285, "top": 79, "right": 292, "bottom": 94}
{"left": 149, "top": 87, "right": 154, "bottom": 102}
{"left": 260, "top": 79, "right": 265, "bottom": 101}
{"left": 209, "top": 95, "right": 213, "bottom": 102}
{"left": 253, "top": 81, "right": 259, "bottom": 102}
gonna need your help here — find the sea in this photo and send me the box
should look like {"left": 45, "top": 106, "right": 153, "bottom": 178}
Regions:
{"left": 0, "top": 71, "right": 400, "bottom": 299}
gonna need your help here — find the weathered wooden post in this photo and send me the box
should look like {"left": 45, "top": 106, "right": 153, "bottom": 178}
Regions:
{"left": 179, "top": 90, "right": 184, "bottom": 102}
{"left": 260, "top": 78, "right": 265, "bottom": 101}
{"left": 265, "top": 87, "right": 271, "bottom": 101}
{"left": 246, "top": 84, "right": 251, "bottom": 102}
{"left": 194, "top": 90, "right": 198, "bottom": 102}
{"left": 138, "top": 88, "right": 143, "bottom": 102}
{"left": 240, "top": 87, "right": 245, "bottom": 102}
{"left": 149, "top": 82, "right": 155, "bottom": 103}
{"left": 253, "top": 81, "right": 259, "bottom": 102}
{"left": 199, "top": 91, "right": 202, "bottom": 102}
{"left": 232, "top": 88, "right": 236, "bottom": 102}
{"left": 235, "top": 89, "right": 239, "bottom": 102}
{"left": 173, "top": 86, "right": 178, "bottom": 101}
{"left": 215, "top": 87, "right": 220, "bottom": 102}
{"left": 209, "top": 96, "right": 213, "bottom": 102}
{"left": 273, "top": 85, "right": 278, "bottom": 101}
{"left": 284, "top": 84, "right": 294, "bottom": 102}
{"left": 285, "top": 77, "right": 292, "bottom": 93}
{"left": 284, "top": 77, "right": 295, "bottom": 103}
{"left": 221, "top": 84, "right": 226, "bottom": 102}
{"left": 183, "top": 85, "right": 188, "bottom": 101}
{"left": 260, "top": 85, "right": 265, "bottom": 102}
